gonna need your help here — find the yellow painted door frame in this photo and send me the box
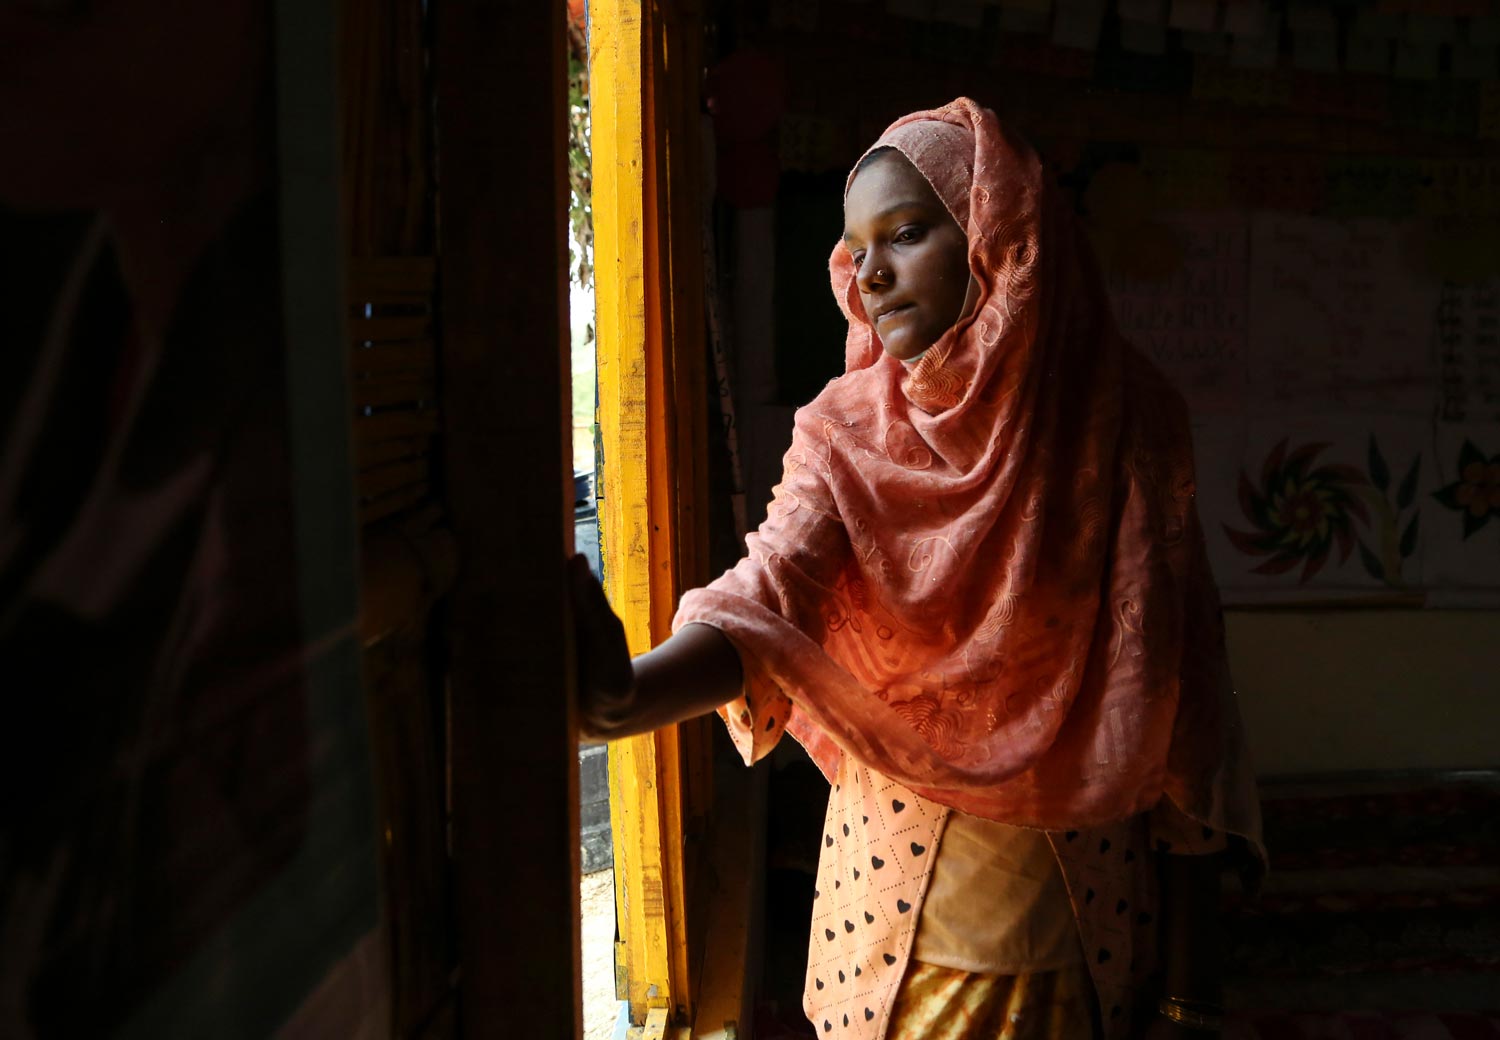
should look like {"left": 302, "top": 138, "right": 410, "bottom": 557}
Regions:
{"left": 591, "top": 0, "right": 710, "bottom": 1027}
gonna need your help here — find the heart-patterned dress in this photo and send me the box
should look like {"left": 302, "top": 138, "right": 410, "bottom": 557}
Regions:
{"left": 722, "top": 685, "right": 1226, "bottom": 1040}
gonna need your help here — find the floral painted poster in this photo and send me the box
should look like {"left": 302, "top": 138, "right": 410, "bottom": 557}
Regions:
{"left": 1205, "top": 415, "right": 1433, "bottom": 602}
{"left": 1170, "top": 210, "right": 1500, "bottom": 606}
{"left": 1420, "top": 424, "right": 1500, "bottom": 603}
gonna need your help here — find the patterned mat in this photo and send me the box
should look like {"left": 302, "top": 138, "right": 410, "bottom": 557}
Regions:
{"left": 1225, "top": 775, "right": 1500, "bottom": 1023}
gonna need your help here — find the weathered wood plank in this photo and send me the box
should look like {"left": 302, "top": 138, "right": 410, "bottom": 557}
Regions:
{"left": 593, "top": 0, "right": 686, "bottom": 1025}
{"left": 594, "top": 0, "right": 717, "bottom": 1026}
{"left": 358, "top": 457, "right": 429, "bottom": 500}
{"left": 655, "top": 0, "right": 711, "bottom": 1002}
{"left": 355, "top": 434, "right": 432, "bottom": 472}
{"left": 350, "top": 341, "right": 436, "bottom": 377}
{"left": 359, "top": 482, "right": 430, "bottom": 526}
{"left": 433, "top": 2, "right": 579, "bottom": 1037}
{"left": 349, "top": 256, "right": 437, "bottom": 298}
{"left": 351, "top": 378, "right": 437, "bottom": 409}
{"left": 349, "top": 315, "right": 432, "bottom": 342}
{"left": 354, "top": 409, "right": 440, "bottom": 443}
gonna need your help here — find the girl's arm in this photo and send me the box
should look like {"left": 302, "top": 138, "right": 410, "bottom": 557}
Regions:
{"left": 570, "top": 554, "right": 744, "bottom": 741}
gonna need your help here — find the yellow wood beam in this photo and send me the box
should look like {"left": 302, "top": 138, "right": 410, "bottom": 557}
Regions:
{"left": 591, "top": 0, "right": 697, "bottom": 1026}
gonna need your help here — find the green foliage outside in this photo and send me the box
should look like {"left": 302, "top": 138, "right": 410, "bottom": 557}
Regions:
{"left": 568, "top": 27, "right": 596, "bottom": 476}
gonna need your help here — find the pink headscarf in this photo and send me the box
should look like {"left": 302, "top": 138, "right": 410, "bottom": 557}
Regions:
{"left": 676, "top": 99, "right": 1261, "bottom": 843}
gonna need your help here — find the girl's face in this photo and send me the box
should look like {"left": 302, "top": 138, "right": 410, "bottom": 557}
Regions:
{"left": 843, "top": 151, "right": 976, "bottom": 361}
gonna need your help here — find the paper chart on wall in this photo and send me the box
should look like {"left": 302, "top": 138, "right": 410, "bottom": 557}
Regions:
{"left": 1104, "top": 212, "right": 1250, "bottom": 414}
{"left": 1247, "top": 214, "right": 1439, "bottom": 415}
{"left": 1437, "top": 279, "right": 1500, "bottom": 423}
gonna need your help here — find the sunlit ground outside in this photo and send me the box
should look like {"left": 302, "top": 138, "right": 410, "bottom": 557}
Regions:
{"left": 581, "top": 865, "right": 617, "bottom": 1039}
{"left": 576, "top": 271, "right": 612, "bottom": 1040}
{"left": 572, "top": 283, "right": 596, "bottom": 477}
{"left": 567, "top": 8, "right": 614, "bottom": 1035}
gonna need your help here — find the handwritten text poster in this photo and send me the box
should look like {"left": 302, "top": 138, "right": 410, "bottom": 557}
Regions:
{"left": 1437, "top": 279, "right": 1500, "bottom": 423}
{"left": 1248, "top": 215, "right": 1439, "bottom": 414}
{"left": 1105, "top": 213, "right": 1250, "bottom": 413}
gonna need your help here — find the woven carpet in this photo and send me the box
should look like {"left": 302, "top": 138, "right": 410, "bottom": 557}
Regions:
{"left": 1223, "top": 774, "right": 1500, "bottom": 1038}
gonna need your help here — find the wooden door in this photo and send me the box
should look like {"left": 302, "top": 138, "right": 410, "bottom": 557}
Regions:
{"left": 432, "top": 2, "right": 582, "bottom": 1037}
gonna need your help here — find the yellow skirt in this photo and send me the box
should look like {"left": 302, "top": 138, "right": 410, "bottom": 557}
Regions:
{"left": 885, "top": 959, "right": 1101, "bottom": 1040}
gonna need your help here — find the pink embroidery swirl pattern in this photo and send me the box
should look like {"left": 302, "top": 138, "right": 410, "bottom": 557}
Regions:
{"left": 889, "top": 692, "right": 965, "bottom": 759}
{"left": 902, "top": 342, "right": 966, "bottom": 413}
{"left": 882, "top": 419, "right": 934, "bottom": 470}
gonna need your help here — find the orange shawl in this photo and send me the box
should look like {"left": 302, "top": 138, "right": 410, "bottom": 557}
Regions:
{"left": 675, "top": 98, "right": 1260, "bottom": 843}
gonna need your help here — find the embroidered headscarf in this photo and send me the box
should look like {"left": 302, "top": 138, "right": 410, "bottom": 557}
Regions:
{"left": 675, "top": 98, "right": 1261, "bottom": 845}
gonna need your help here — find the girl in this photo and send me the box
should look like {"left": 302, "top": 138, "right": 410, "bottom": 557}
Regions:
{"left": 573, "top": 97, "right": 1263, "bottom": 1039}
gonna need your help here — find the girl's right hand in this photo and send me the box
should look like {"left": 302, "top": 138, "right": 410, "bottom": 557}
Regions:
{"left": 567, "top": 553, "right": 636, "bottom": 740}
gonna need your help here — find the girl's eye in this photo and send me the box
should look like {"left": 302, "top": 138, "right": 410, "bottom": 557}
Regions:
{"left": 851, "top": 253, "right": 865, "bottom": 269}
{"left": 894, "top": 226, "right": 923, "bottom": 244}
